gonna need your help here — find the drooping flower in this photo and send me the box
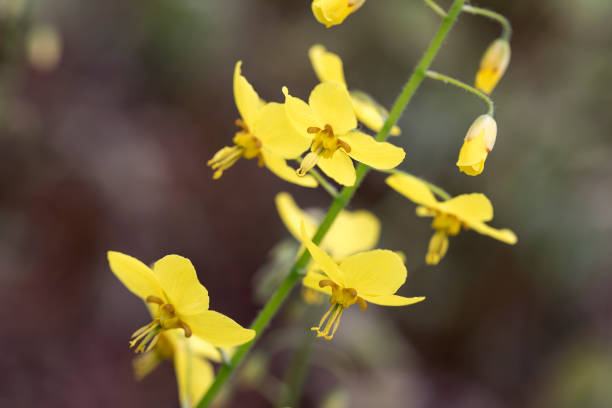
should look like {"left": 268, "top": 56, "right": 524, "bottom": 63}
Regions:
{"left": 456, "top": 114, "right": 497, "bottom": 176}
{"left": 311, "top": 0, "right": 366, "bottom": 28}
{"left": 207, "top": 61, "right": 316, "bottom": 187}
{"left": 308, "top": 44, "right": 400, "bottom": 136}
{"left": 107, "top": 251, "right": 255, "bottom": 353}
{"left": 283, "top": 81, "right": 405, "bottom": 186}
{"left": 475, "top": 38, "right": 511, "bottom": 94}
{"left": 385, "top": 173, "right": 517, "bottom": 265}
{"left": 299, "top": 221, "right": 425, "bottom": 340}
{"left": 133, "top": 329, "right": 221, "bottom": 407}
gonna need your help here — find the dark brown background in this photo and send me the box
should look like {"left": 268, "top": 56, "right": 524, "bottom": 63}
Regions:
{"left": 1, "top": 0, "right": 611, "bottom": 407}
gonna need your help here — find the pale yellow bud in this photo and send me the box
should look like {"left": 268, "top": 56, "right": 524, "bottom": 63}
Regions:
{"left": 456, "top": 114, "right": 497, "bottom": 176}
{"left": 312, "top": 0, "right": 366, "bottom": 28}
{"left": 475, "top": 39, "right": 511, "bottom": 94}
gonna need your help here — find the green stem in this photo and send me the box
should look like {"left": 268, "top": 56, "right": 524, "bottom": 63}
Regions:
{"left": 296, "top": 157, "right": 339, "bottom": 197}
{"left": 425, "top": 70, "right": 494, "bottom": 115}
{"left": 196, "top": 1, "right": 465, "bottom": 406}
{"left": 423, "top": 0, "right": 446, "bottom": 17}
{"left": 462, "top": 5, "right": 512, "bottom": 40}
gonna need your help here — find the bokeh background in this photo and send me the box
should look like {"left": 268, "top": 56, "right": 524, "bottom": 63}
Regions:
{"left": 1, "top": 0, "right": 611, "bottom": 407}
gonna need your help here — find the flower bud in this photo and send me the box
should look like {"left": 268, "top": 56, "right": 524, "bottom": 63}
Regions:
{"left": 456, "top": 114, "right": 497, "bottom": 176}
{"left": 475, "top": 38, "right": 510, "bottom": 94}
{"left": 312, "top": 0, "right": 366, "bottom": 28}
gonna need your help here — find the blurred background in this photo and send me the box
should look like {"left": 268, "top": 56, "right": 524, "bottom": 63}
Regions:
{"left": 1, "top": 0, "right": 611, "bottom": 406}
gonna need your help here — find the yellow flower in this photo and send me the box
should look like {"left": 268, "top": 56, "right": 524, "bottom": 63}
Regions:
{"left": 276, "top": 191, "right": 381, "bottom": 305}
{"left": 475, "top": 38, "right": 511, "bottom": 94}
{"left": 207, "top": 61, "right": 316, "bottom": 187}
{"left": 275, "top": 191, "right": 380, "bottom": 260}
{"left": 107, "top": 251, "right": 255, "bottom": 353}
{"left": 283, "top": 82, "right": 405, "bottom": 186}
{"left": 133, "top": 330, "right": 221, "bottom": 407}
{"left": 385, "top": 173, "right": 517, "bottom": 265}
{"left": 299, "top": 221, "right": 425, "bottom": 340}
{"left": 456, "top": 114, "right": 497, "bottom": 176}
{"left": 308, "top": 44, "right": 400, "bottom": 136}
{"left": 311, "top": 0, "right": 366, "bottom": 28}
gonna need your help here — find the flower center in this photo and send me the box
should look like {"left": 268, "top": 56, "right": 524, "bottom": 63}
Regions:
{"left": 129, "top": 295, "right": 192, "bottom": 354}
{"left": 207, "top": 119, "right": 264, "bottom": 179}
{"left": 297, "top": 124, "right": 351, "bottom": 176}
{"left": 311, "top": 279, "right": 367, "bottom": 340}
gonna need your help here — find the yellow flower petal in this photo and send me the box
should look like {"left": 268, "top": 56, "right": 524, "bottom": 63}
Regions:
{"left": 233, "top": 61, "right": 263, "bottom": 129}
{"left": 342, "top": 131, "right": 405, "bottom": 169}
{"left": 181, "top": 310, "right": 255, "bottom": 348}
{"left": 107, "top": 251, "right": 164, "bottom": 301}
{"left": 302, "top": 270, "right": 333, "bottom": 296}
{"left": 261, "top": 150, "right": 318, "bottom": 188}
{"left": 300, "top": 220, "right": 346, "bottom": 286}
{"left": 361, "top": 294, "right": 425, "bottom": 307}
{"left": 153, "top": 255, "right": 209, "bottom": 316}
{"left": 440, "top": 193, "right": 493, "bottom": 222}
{"left": 339, "top": 250, "right": 407, "bottom": 296}
{"left": 275, "top": 192, "right": 318, "bottom": 242}
{"left": 164, "top": 330, "right": 222, "bottom": 362}
{"left": 350, "top": 90, "right": 401, "bottom": 136}
{"left": 254, "top": 102, "right": 311, "bottom": 158}
{"left": 324, "top": 210, "right": 380, "bottom": 259}
{"left": 317, "top": 150, "right": 356, "bottom": 186}
{"left": 309, "top": 82, "right": 356, "bottom": 135}
{"left": 174, "top": 340, "right": 215, "bottom": 408}
{"left": 385, "top": 173, "right": 438, "bottom": 208}
{"left": 466, "top": 221, "right": 517, "bottom": 244}
{"left": 308, "top": 44, "right": 347, "bottom": 86}
{"left": 283, "top": 86, "right": 319, "bottom": 133}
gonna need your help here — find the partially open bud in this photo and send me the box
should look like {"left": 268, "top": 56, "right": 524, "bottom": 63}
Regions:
{"left": 312, "top": 0, "right": 366, "bottom": 28}
{"left": 456, "top": 114, "right": 497, "bottom": 176}
{"left": 475, "top": 39, "right": 510, "bottom": 94}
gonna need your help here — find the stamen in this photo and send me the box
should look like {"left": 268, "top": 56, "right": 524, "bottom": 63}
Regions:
{"left": 357, "top": 297, "right": 368, "bottom": 311}
{"left": 307, "top": 126, "right": 321, "bottom": 134}
{"left": 179, "top": 321, "right": 192, "bottom": 338}
{"left": 297, "top": 151, "right": 320, "bottom": 176}
{"left": 337, "top": 139, "right": 352, "bottom": 153}
{"left": 207, "top": 146, "right": 244, "bottom": 179}
{"left": 326, "top": 308, "right": 345, "bottom": 340}
{"left": 130, "top": 324, "right": 162, "bottom": 354}
{"left": 235, "top": 118, "right": 249, "bottom": 132}
{"left": 146, "top": 295, "right": 164, "bottom": 305}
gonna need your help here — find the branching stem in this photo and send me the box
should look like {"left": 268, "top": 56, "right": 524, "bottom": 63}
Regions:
{"left": 425, "top": 70, "right": 494, "bottom": 116}
{"left": 195, "top": 1, "right": 466, "bottom": 405}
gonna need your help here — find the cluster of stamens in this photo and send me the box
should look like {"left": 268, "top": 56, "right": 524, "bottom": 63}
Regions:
{"left": 129, "top": 296, "right": 192, "bottom": 354}
{"left": 311, "top": 279, "right": 367, "bottom": 340}
{"left": 297, "top": 124, "right": 351, "bottom": 176}
{"left": 207, "top": 119, "right": 263, "bottom": 179}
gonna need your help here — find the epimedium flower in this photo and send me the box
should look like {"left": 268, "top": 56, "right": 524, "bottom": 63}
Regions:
{"left": 385, "top": 173, "right": 517, "bottom": 265}
{"left": 133, "top": 329, "right": 221, "bottom": 407}
{"left": 312, "top": 0, "right": 366, "bottom": 28}
{"left": 207, "top": 61, "right": 316, "bottom": 187}
{"left": 308, "top": 44, "right": 401, "bottom": 136}
{"left": 282, "top": 81, "right": 405, "bottom": 186}
{"left": 475, "top": 38, "right": 511, "bottom": 94}
{"left": 299, "top": 221, "right": 425, "bottom": 340}
{"left": 276, "top": 191, "right": 381, "bottom": 305}
{"left": 275, "top": 191, "right": 380, "bottom": 260}
{"left": 456, "top": 114, "right": 497, "bottom": 176}
{"left": 107, "top": 251, "right": 255, "bottom": 353}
